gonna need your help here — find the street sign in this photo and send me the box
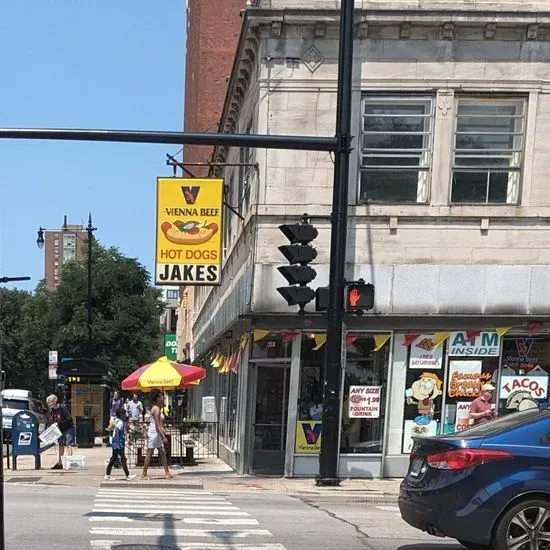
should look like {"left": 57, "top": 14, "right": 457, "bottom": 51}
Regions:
{"left": 155, "top": 177, "right": 223, "bottom": 286}
{"left": 164, "top": 333, "right": 178, "bottom": 361}
{"left": 48, "top": 365, "right": 58, "bottom": 380}
{"left": 48, "top": 350, "right": 58, "bottom": 364}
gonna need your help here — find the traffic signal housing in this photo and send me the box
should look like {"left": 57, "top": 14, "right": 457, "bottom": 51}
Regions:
{"left": 277, "top": 221, "right": 318, "bottom": 312}
{"left": 346, "top": 281, "right": 375, "bottom": 312}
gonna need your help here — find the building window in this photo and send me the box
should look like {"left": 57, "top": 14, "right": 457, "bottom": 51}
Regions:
{"left": 359, "top": 96, "right": 433, "bottom": 203}
{"left": 166, "top": 290, "right": 179, "bottom": 300}
{"left": 340, "top": 334, "right": 390, "bottom": 454}
{"left": 451, "top": 98, "right": 525, "bottom": 204}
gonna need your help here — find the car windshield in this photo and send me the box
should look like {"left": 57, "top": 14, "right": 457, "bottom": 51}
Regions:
{"left": 3, "top": 399, "right": 29, "bottom": 411}
{"left": 441, "top": 408, "right": 548, "bottom": 438}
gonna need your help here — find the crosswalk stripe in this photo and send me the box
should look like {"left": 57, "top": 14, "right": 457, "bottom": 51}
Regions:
{"left": 90, "top": 541, "right": 121, "bottom": 549}
{"left": 90, "top": 508, "right": 250, "bottom": 516}
{"left": 90, "top": 527, "right": 273, "bottom": 538}
{"left": 89, "top": 516, "right": 134, "bottom": 522}
{"left": 93, "top": 504, "right": 240, "bottom": 511}
{"left": 181, "top": 518, "right": 259, "bottom": 525}
{"left": 95, "top": 494, "right": 224, "bottom": 500}
{"left": 94, "top": 498, "right": 229, "bottom": 505}
{"left": 90, "top": 544, "right": 285, "bottom": 550}
{"left": 97, "top": 494, "right": 210, "bottom": 497}
{"left": 375, "top": 505, "right": 400, "bottom": 512}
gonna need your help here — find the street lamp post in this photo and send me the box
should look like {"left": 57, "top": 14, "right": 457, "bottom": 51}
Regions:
{"left": 0, "top": 275, "right": 30, "bottom": 550}
{"left": 37, "top": 215, "right": 97, "bottom": 357}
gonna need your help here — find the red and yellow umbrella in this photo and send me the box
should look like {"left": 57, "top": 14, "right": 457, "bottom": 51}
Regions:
{"left": 121, "top": 356, "right": 206, "bottom": 392}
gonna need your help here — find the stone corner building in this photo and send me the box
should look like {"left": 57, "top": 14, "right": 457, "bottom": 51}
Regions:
{"left": 181, "top": 0, "right": 550, "bottom": 478}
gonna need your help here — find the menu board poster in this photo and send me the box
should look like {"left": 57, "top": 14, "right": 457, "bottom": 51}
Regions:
{"left": 409, "top": 335, "right": 444, "bottom": 369}
{"left": 348, "top": 385, "right": 381, "bottom": 418}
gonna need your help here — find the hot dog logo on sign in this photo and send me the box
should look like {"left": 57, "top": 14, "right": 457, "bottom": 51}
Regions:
{"left": 156, "top": 178, "right": 223, "bottom": 285}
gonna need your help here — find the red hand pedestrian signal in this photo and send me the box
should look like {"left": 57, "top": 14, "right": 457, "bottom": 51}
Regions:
{"left": 349, "top": 288, "right": 360, "bottom": 307}
{"left": 345, "top": 282, "right": 375, "bottom": 312}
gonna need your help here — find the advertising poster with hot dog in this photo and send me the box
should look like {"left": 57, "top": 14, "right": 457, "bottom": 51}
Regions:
{"left": 155, "top": 177, "right": 223, "bottom": 285}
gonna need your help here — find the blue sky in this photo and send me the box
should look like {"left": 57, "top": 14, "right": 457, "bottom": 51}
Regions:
{"left": 0, "top": 2, "right": 186, "bottom": 290}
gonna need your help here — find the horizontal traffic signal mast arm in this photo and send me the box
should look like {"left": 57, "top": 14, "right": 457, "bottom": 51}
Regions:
{"left": 0, "top": 128, "right": 338, "bottom": 152}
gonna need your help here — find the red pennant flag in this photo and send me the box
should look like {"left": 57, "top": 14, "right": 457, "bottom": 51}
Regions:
{"left": 282, "top": 330, "right": 299, "bottom": 343}
{"left": 231, "top": 349, "right": 243, "bottom": 373}
{"left": 528, "top": 322, "right": 543, "bottom": 336}
{"left": 402, "top": 333, "right": 420, "bottom": 347}
{"left": 465, "top": 329, "right": 482, "bottom": 343}
{"left": 345, "top": 335, "right": 358, "bottom": 345}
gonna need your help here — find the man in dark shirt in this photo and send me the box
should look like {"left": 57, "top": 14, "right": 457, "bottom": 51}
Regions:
{"left": 469, "top": 383, "right": 497, "bottom": 426}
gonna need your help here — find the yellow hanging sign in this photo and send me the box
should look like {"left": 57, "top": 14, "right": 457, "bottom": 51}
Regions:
{"left": 155, "top": 177, "right": 223, "bottom": 286}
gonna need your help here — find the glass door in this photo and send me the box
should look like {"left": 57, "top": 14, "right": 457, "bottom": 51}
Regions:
{"left": 250, "top": 363, "right": 290, "bottom": 474}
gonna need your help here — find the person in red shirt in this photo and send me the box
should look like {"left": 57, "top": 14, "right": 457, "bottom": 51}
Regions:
{"left": 469, "top": 383, "right": 497, "bottom": 425}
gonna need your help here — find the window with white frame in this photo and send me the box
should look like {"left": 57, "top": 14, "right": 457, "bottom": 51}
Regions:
{"left": 359, "top": 96, "right": 434, "bottom": 203}
{"left": 451, "top": 97, "right": 526, "bottom": 204}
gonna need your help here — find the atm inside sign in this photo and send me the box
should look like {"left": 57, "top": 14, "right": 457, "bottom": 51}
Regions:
{"left": 155, "top": 178, "right": 223, "bottom": 285}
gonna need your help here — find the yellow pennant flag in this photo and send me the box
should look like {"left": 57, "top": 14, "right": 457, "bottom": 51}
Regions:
{"left": 373, "top": 334, "right": 391, "bottom": 352}
{"left": 211, "top": 353, "right": 222, "bottom": 368}
{"left": 240, "top": 334, "right": 249, "bottom": 349}
{"left": 312, "top": 334, "right": 327, "bottom": 351}
{"left": 253, "top": 329, "right": 270, "bottom": 342}
{"left": 496, "top": 326, "right": 512, "bottom": 337}
{"left": 432, "top": 332, "right": 451, "bottom": 349}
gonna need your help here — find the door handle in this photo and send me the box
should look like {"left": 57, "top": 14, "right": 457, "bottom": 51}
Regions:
{"left": 541, "top": 434, "right": 550, "bottom": 445}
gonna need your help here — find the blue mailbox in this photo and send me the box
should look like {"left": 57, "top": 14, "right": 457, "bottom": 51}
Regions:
{"left": 12, "top": 410, "right": 40, "bottom": 470}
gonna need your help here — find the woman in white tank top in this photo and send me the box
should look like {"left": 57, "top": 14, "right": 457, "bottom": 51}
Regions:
{"left": 141, "top": 389, "right": 172, "bottom": 479}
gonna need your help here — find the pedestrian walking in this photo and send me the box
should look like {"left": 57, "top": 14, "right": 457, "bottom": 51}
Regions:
{"left": 141, "top": 389, "right": 173, "bottom": 480}
{"left": 104, "top": 407, "right": 136, "bottom": 481}
{"left": 46, "top": 394, "right": 76, "bottom": 470}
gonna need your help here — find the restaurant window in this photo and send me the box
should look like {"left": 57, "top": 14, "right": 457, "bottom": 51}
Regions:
{"left": 401, "top": 331, "right": 501, "bottom": 454}
{"left": 297, "top": 335, "right": 324, "bottom": 422}
{"left": 252, "top": 332, "right": 292, "bottom": 360}
{"left": 451, "top": 97, "right": 525, "bottom": 204}
{"left": 359, "top": 96, "right": 433, "bottom": 203}
{"left": 340, "top": 333, "right": 390, "bottom": 454}
{"left": 498, "top": 336, "right": 550, "bottom": 416}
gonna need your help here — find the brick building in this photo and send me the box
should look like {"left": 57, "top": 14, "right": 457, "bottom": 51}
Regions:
{"left": 177, "top": 0, "right": 246, "bottom": 360}
{"left": 42, "top": 216, "right": 87, "bottom": 290}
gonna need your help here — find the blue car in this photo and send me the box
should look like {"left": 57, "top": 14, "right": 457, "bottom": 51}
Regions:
{"left": 399, "top": 407, "right": 550, "bottom": 550}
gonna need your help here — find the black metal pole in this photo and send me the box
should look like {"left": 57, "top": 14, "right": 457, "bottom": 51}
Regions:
{"left": 0, "top": 128, "right": 337, "bottom": 152}
{"left": 86, "top": 214, "right": 96, "bottom": 358}
{"left": 317, "top": 0, "right": 356, "bottom": 487}
{"left": 0, "top": 276, "right": 29, "bottom": 550}
{"left": 0, "top": 368, "right": 5, "bottom": 550}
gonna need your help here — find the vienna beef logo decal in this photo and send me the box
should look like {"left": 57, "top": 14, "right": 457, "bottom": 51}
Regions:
{"left": 295, "top": 421, "right": 322, "bottom": 453}
{"left": 155, "top": 178, "right": 223, "bottom": 286}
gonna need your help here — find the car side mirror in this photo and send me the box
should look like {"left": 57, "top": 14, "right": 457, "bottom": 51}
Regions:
{"left": 541, "top": 434, "right": 550, "bottom": 445}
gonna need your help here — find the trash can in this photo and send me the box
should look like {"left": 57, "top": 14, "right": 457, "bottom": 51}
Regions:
{"left": 76, "top": 416, "right": 95, "bottom": 448}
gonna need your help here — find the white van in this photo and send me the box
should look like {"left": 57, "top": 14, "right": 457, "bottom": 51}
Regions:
{"left": 2, "top": 389, "right": 48, "bottom": 441}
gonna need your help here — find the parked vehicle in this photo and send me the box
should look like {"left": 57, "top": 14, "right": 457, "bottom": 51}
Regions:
{"left": 2, "top": 389, "right": 48, "bottom": 442}
{"left": 399, "top": 407, "right": 550, "bottom": 550}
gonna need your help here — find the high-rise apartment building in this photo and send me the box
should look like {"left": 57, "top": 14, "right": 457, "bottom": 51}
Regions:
{"left": 43, "top": 216, "right": 88, "bottom": 290}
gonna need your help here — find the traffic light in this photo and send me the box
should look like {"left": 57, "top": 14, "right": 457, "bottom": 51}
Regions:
{"left": 277, "top": 220, "right": 318, "bottom": 312}
{"left": 346, "top": 280, "right": 375, "bottom": 312}
{"left": 315, "top": 286, "right": 329, "bottom": 311}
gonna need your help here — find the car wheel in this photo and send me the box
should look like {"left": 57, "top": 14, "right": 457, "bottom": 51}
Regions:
{"left": 494, "top": 499, "right": 550, "bottom": 550}
{"left": 457, "top": 540, "right": 493, "bottom": 550}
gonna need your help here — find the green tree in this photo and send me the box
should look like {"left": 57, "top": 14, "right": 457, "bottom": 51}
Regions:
{"left": 49, "top": 243, "right": 165, "bottom": 386}
{"left": 0, "top": 242, "right": 165, "bottom": 397}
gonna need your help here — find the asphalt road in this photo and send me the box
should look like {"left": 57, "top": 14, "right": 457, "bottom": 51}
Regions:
{"left": 2, "top": 483, "right": 467, "bottom": 550}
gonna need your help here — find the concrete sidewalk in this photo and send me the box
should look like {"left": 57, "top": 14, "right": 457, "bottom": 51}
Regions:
{"left": 2, "top": 445, "right": 401, "bottom": 497}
